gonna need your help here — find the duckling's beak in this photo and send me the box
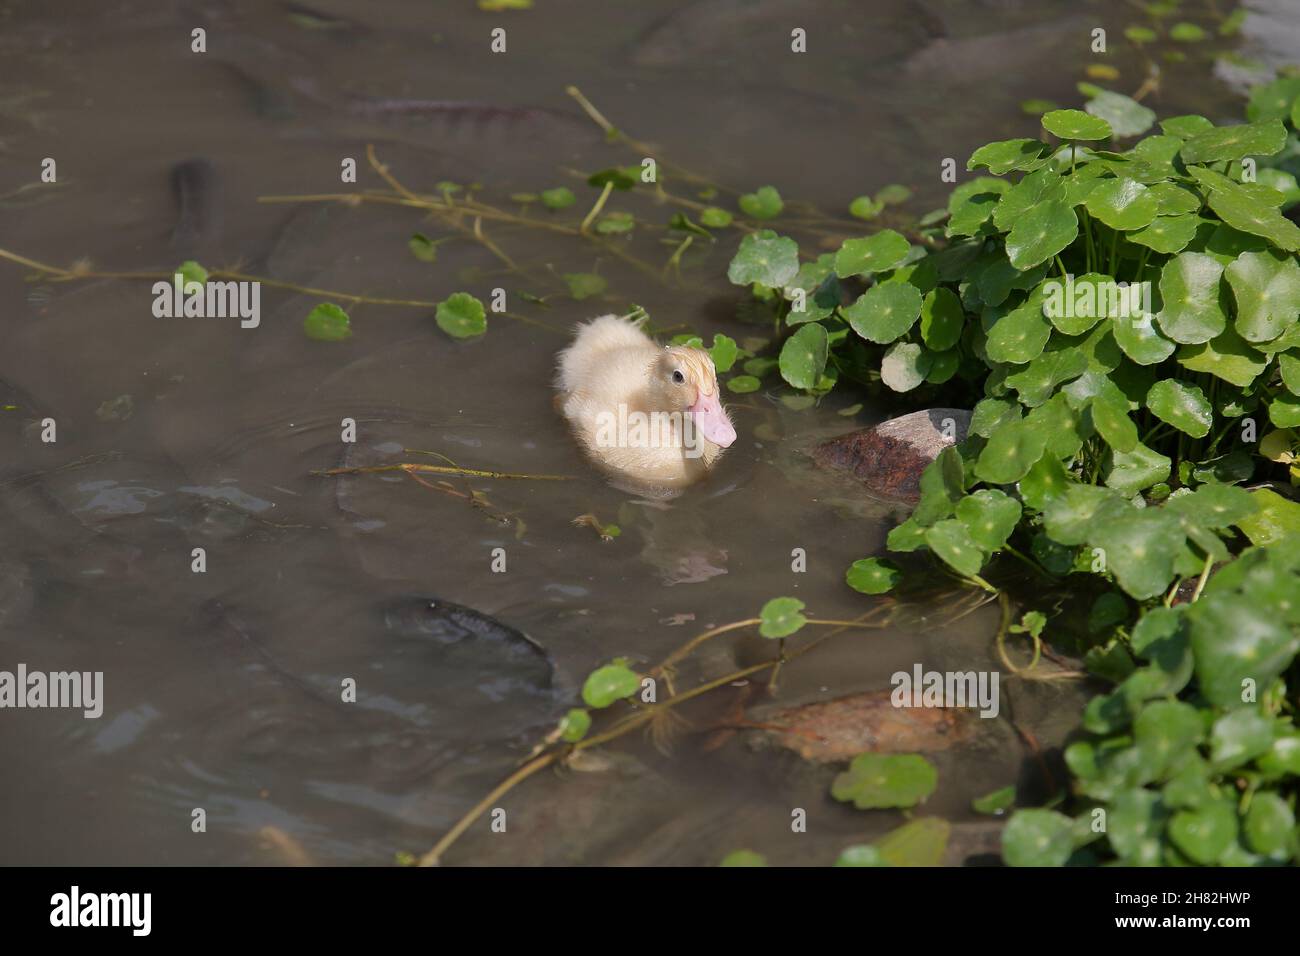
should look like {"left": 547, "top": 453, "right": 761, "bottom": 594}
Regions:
{"left": 689, "top": 388, "right": 736, "bottom": 448}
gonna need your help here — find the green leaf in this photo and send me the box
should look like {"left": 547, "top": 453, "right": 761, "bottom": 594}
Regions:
{"left": 831, "top": 753, "right": 938, "bottom": 810}
{"left": 834, "top": 229, "right": 911, "bottom": 276}
{"left": 559, "top": 708, "right": 591, "bottom": 742}
{"left": 1090, "top": 508, "right": 1184, "bottom": 599}
{"left": 707, "top": 334, "right": 739, "bottom": 373}
{"left": 1042, "top": 108, "right": 1112, "bottom": 141}
{"left": 1089, "top": 389, "right": 1138, "bottom": 452}
{"left": 844, "top": 282, "right": 923, "bottom": 344}
{"left": 1225, "top": 250, "right": 1300, "bottom": 344}
{"left": 845, "top": 557, "right": 902, "bottom": 594}
{"left": 1155, "top": 252, "right": 1227, "bottom": 344}
{"left": 581, "top": 664, "right": 640, "bottom": 708}
{"left": 1127, "top": 214, "right": 1201, "bottom": 255}
{"left": 562, "top": 272, "right": 607, "bottom": 301}
{"left": 1002, "top": 809, "right": 1074, "bottom": 867}
{"left": 833, "top": 845, "right": 888, "bottom": 867}
{"left": 919, "top": 287, "right": 964, "bottom": 351}
{"left": 985, "top": 288, "right": 1053, "bottom": 362}
{"left": 719, "top": 850, "right": 767, "bottom": 867}
{"left": 1161, "top": 114, "right": 1214, "bottom": 138}
{"left": 435, "top": 292, "right": 487, "bottom": 339}
{"left": 1006, "top": 348, "right": 1088, "bottom": 405}
{"left": 728, "top": 231, "right": 800, "bottom": 287}
{"left": 1164, "top": 483, "right": 1256, "bottom": 528}
{"left": 875, "top": 183, "right": 912, "bottom": 205}
{"left": 1205, "top": 182, "right": 1300, "bottom": 252}
{"left": 1114, "top": 310, "right": 1177, "bottom": 365}
{"left": 1105, "top": 440, "right": 1172, "bottom": 495}
{"left": 759, "top": 597, "right": 807, "bottom": 638}
{"left": 1019, "top": 452, "right": 1070, "bottom": 510}
{"left": 587, "top": 167, "right": 638, "bottom": 191}
{"left": 1169, "top": 801, "right": 1238, "bottom": 864}
{"left": 972, "top": 785, "right": 1016, "bottom": 816}
{"left": 699, "top": 206, "right": 733, "bottom": 228}
{"left": 1236, "top": 488, "right": 1300, "bottom": 546}
{"left": 924, "top": 519, "right": 985, "bottom": 577}
{"left": 1134, "top": 700, "right": 1203, "bottom": 776}
{"left": 1189, "top": 589, "right": 1300, "bottom": 707}
{"left": 880, "top": 341, "right": 931, "bottom": 392}
{"left": 1180, "top": 119, "right": 1288, "bottom": 163}
{"left": 540, "top": 186, "right": 575, "bottom": 209}
{"left": 849, "top": 196, "right": 884, "bottom": 220}
{"left": 778, "top": 323, "right": 828, "bottom": 390}
{"left": 1085, "top": 90, "right": 1156, "bottom": 138}
{"left": 177, "top": 260, "right": 208, "bottom": 285}
{"left": 1005, "top": 201, "right": 1079, "bottom": 270}
{"left": 726, "top": 374, "right": 761, "bottom": 394}
{"left": 1084, "top": 177, "right": 1160, "bottom": 231}
{"left": 1243, "top": 793, "right": 1295, "bottom": 856}
{"left": 408, "top": 233, "right": 438, "bottom": 263}
{"left": 1043, "top": 484, "right": 1126, "bottom": 546}
{"left": 967, "top": 138, "right": 1052, "bottom": 174}
{"left": 1176, "top": 326, "right": 1267, "bottom": 387}
{"left": 873, "top": 818, "right": 950, "bottom": 866}
{"left": 1169, "top": 21, "right": 1206, "bottom": 42}
{"left": 303, "top": 302, "right": 352, "bottom": 342}
{"left": 1108, "top": 788, "right": 1169, "bottom": 865}
{"left": 1247, "top": 75, "right": 1300, "bottom": 122}
{"left": 974, "top": 418, "right": 1049, "bottom": 485}
{"left": 914, "top": 447, "right": 966, "bottom": 526}
{"left": 738, "top": 185, "right": 783, "bottom": 219}
{"left": 955, "top": 489, "right": 1022, "bottom": 551}
{"left": 1146, "top": 379, "right": 1212, "bottom": 438}
{"left": 1209, "top": 707, "right": 1274, "bottom": 770}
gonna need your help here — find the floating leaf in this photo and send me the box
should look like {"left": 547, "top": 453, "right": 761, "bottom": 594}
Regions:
{"left": 844, "top": 282, "right": 923, "bottom": 344}
{"left": 727, "top": 231, "right": 800, "bottom": 287}
{"left": 1042, "top": 108, "right": 1112, "bottom": 141}
{"left": 845, "top": 557, "right": 901, "bottom": 595}
{"left": 699, "top": 206, "right": 733, "bottom": 228}
{"left": 563, "top": 272, "right": 607, "bottom": 301}
{"left": 407, "top": 233, "right": 438, "bottom": 262}
{"left": 778, "top": 323, "right": 828, "bottom": 390}
{"left": 303, "top": 302, "right": 352, "bottom": 341}
{"left": 581, "top": 664, "right": 640, "bottom": 708}
{"left": 559, "top": 708, "right": 591, "bottom": 743}
{"left": 759, "top": 597, "right": 807, "bottom": 638}
{"left": 738, "top": 185, "right": 783, "bottom": 219}
{"left": 1085, "top": 90, "right": 1156, "bottom": 138}
{"left": 726, "top": 374, "right": 761, "bottom": 394}
{"left": 719, "top": 850, "right": 767, "bottom": 867}
{"left": 831, "top": 754, "right": 938, "bottom": 810}
{"left": 1146, "top": 379, "right": 1212, "bottom": 437}
{"left": 1156, "top": 252, "right": 1227, "bottom": 344}
{"left": 540, "top": 187, "right": 576, "bottom": 209}
{"left": 848, "top": 195, "right": 884, "bottom": 220}
{"left": 834, "top": 229, "right": 911, "bottom": 277}
{"left": 435, "top": 292, "right": 487, "bottom": 339}
{"left": 874, "top": 818, "right": 950, "bottom": 866}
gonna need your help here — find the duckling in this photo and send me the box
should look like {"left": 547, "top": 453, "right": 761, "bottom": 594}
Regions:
{"left": 556, "top": 314, "right": 736, "bottom": 492}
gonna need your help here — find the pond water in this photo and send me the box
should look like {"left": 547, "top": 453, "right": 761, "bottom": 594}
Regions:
{"left": 0, "top": 0, "right": 1277, "bottom": 864}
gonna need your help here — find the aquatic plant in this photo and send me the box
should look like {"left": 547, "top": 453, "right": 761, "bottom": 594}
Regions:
{"left": 728, "top": 75, "right": 1300, "bottom": 865}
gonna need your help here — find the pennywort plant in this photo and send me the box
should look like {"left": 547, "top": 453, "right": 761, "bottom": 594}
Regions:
{"left": 728, "top": 78, "right": 1300, "bottom": 865}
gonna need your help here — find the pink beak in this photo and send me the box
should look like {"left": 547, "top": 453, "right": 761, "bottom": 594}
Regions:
{"left": 689, "top": 389, "right": 736, "bottom": 448}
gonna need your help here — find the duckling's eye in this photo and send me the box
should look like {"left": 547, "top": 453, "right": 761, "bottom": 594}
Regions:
{"left": 671, "top": 369, "right": 685, "bottom": 385}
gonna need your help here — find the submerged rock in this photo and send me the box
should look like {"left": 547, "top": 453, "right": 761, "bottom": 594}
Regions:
{"left": 812, "top": 408, "right": 970, "bottom": 503}
{"left": 750, "top": 689, "right": 971, "bottom": 763}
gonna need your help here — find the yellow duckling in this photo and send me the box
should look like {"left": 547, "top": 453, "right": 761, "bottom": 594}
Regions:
{"left": 556, "top": 314, "right": 737, "bottom": 492}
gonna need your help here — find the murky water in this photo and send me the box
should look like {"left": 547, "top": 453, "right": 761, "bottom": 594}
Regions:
{"left": 0, "top": 0, "right": 1276, "bottom": 864}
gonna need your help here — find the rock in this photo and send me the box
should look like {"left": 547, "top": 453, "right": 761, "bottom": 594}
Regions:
{"left": 750, "top": 689, "right": 972, "bottom": 763}
{"left": 812, "top": 408, "right": 970, "bottom": 502}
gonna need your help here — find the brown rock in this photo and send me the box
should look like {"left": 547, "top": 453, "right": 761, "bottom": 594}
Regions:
{"left": 754, "top": 689, "right": 971, "bottom": 763}
{"left": 813, "top": 408, "right": 970, "bottom": 502}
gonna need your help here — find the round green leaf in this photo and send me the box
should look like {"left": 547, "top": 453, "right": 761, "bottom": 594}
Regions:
{"left": 1169, "top": 801, "right": 1238, "bottom": 864}
{"left": 719, "top": 850, "right": 767, "bottom": 867}
{"left": 177, "top": 259, "right": 208, "bottom": 285}
{"left": 303, "top": 302, "right": 353, "bottom": 341}
{"left": 435, "top": 292, "right": 487, "bottom": 339}
{"left": 1002, "top": 809, "right": 1074, "bottom": 867}
{"left": 848, "top": 195, "right": 884, "bottom": 220}
{"left": 1225, "top": 250, "right": 1300, "bottom": 344}
{"left": 1156, "top": 252, "right": 1227, "bottom": 344}
{"left": 1085, "top": 90, "right": 1156, "bottom": 138}
{"left": 1205, "top": 183, "right": 1300, "bottom": 252}
{"left": 1243, "top": 793, "right": 1295, "bottom": 856}
{"left": 1042, "top": 108, "right": 1112, "bottom": 141}
{"left": 919, "top": 287, "right": 964, "bottom": 350}
{"left": 844, "top": 282, "right": 923, "bottom": 344}
{"left": 974, "top": 418, "right": 1049, "bottom": 485}
{"left": 924, "top": 519, "right": 985, "bottom": 577}
{"left": 955, "top": 488, "right": 1022, "bottom": 552}
{"left": 831, "top": 754, "right": 938, "bottom": 810}
{"left": 967, "top": 138, "right": 1052, "bottom": 175}
{"left": 1005, "top": 200, "right": 1078, "bottom": 270}
{"left": 1176, "top": 326, "right": 1267, "bottom": 387}
{"left": 728, "top": 231, "right": 800, "bottom": 287}
{"left": 726, "top": 374, "right": 761, "bottom": 394}
{"left": 1084, "top": 177, "right": 1160, "bottom": 231}
{"left": 699, "top": 206, "right": 733, "bottom": 228}
{"left": 986, "top": 289, "right": 1052, "bottom": 363}
{"left": 1127, "top": 214, "right": 1200, "bottom": 254}
{"left": 778, "top": 323, "right": 828, "bottom": 390}
{"left": 563, "top": 272, "right": 607, "bottom": 301}
{"left": 845, "top": 557, "right": 901, "bottom": 595}
{"left": 408, "top": 233, "right": 438, "bottom": 263}
{"left": 880, "top": 341, "right": 932, "bottom": 393}
{"left": 581, "top": 664, "right": 640, "bottom": 708}
{"left": 540, "top": 186, "right": 575, "bottom": 209}
{"left": 1114, "top": 311, "right": 1177, "bottom": 365}
{"left": 1189, "top": 589, "right": 1300, "bottom": 706}
{"left": 1180, "top": 119, "right": 1287, "bottom": 164}
{"left": 834, "top": 229, "right": 911, "bottom": 277}
{"left": 738, "top": 185, "right": 783, "bottom": 219}
{"left": 759, "top": 597, "right": 807, "bottom": 638}
{"left": 834, "top": 845, "right": 887, "bottom": 867}
{"left": 1089, "top": 509, "right": 1184, "bottom": 600}
{"left": 1146, "top": 379, "right": 1212, "bottom": 438}
{"left": 1169, "top": 21, "right": 1206, "bottom": 42}
{"left": 559, "top": 708, "right": 591, "bottom": 742}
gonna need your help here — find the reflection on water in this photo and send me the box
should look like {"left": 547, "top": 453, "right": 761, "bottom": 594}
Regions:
{"left": 0, "top": 0, "right": 1271, "bottom": 864}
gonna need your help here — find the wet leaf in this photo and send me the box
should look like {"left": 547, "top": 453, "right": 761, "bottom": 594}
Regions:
{"left": 581, "top": 664, "right": 640, "bottom": 708}
{"left": 303, "top": 302, "right": 352, "bottom": 342}
{"left": 845, "top": 557, "right": 901, "bottom": 595}
{"left": 844, "top": 282, "right": 923, "bottom": 344}
{"left": 1005, "top": 200, "right": 1078, "bottom": 270}
{"left": 1002, "top": 809, "right": 1074, "bottom": 866}
{"left": 972, "top": 785, "right": 1016, "bottom": 816}
{"left": 968, "top": 139, "right": 1052, "bottom": 175}
{"left": 1043, "top": 109, "right": 1112, "bottom": 141}
{"left": 540, "top": 186, "right": 575, "bottom": 209}
{"left": 563, "top": 272, "right": 607, "bottom": 300}
{"left": 728, "top": 231, "right": 800, "bottom": 287}
{"left": 1176, "top": 326, "right": 1267, "bottom": 387}
{"left": 831, "top": 753, "right": 938, "bottom": 810}
{"left": 1156, "top": 252, "right": 1227, "bottom": 344}
{"left": 759, "top": 597, "right": 806, "bottom": 638}
{"left": 435, "top": 292, "right": 487, "bottom": 339}
{"left": 1085, "top": 177, "right": 1160, "bottom": 231}
{"left": 778, "top": 323, "right": 828, "bottom": 390}
{"left": 956, "top": 489, "right": 1022, "bottom": 551}
{"left": 1085, "top": 90, "right": 1156, "bottom": 138}
{"left": 1146, "top": 379, "right": 1212, "bottom": 437}
{"left": 924, "top": 519, "right": 985, "bottom": 577}
{"left": 1225, "top": 250, "right": 1300, "bottom": 343}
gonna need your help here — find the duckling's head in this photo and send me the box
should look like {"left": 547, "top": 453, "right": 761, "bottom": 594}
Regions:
{"left": 649, "top": 346, "right": 737, "bottom": 449}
